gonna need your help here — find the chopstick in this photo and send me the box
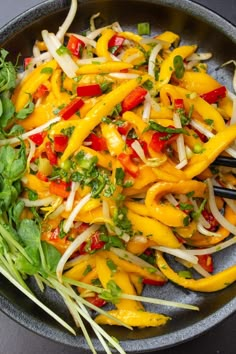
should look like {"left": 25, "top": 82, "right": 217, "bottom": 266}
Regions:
{"left": 212, "top": 156, "right": 236, "bottom": 168}
{"left": 211, "top": 156, "right": 236, "bottom": 199}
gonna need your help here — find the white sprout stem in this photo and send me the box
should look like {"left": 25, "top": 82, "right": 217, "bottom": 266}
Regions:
{"left": 192, "top": 263, "right": 211, "bottom": 278}
{"left": 68, "top": 33, "right": 97, "bottom": 47}
{"left": 90, "top": 12, "right": 100, "bottom": 32}
{"left": 0, "top": 266, "right": 75, "bottom": 335}
{"left": 185, "top": 236, "right": 236, "bottom": 255}
{"left": 152, "top": 246, "right": 198, "bottom": 264}
{"left": 110, "top": 247, "right": 162, "bottom": 275}
{"left": 19, "top": 196, "right": 56, "bottom": 208}
{"left": 56, "top": 224, "right": 100, "bottom": 282}
{"left": 65, "top": 181, "right": 79, "bottom": 212}
{"left": 173, "top": 112, "right": 187, "bottom": 169}
{"left": 63, "top": 193, "right": 92, "bottom": 233}
{"left": 186, "top": 53, "right": 212, "bottom": 61}
{"left": 56, "top": 0, "right": 78, "bottom": 41}
{"left": 165, "top": 193, "right": 179, "bottom": 206}
{"left": 148, "top": 43, "right": 162, "bottom": 78}
{"left": 207, "top": 178, "right": 236, "bottom": 235}
{"left": 229, "top": 95, "right": 236, "bottom": 125}
{"left": 108, "top": 73, "right": 139, "bottom": 79}
{"left": 142, "top": 92, "right": 152, "bottom": 122}
{"left": 0, "top": 117, "right": 60, "bottom": 146}
{"left": 87, "top": 26, "right": 110, "bottom": 40}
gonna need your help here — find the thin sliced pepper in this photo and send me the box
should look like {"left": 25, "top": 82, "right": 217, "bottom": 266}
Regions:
{"left": 45, "top": 142, "right": 58, "bottom": 165}
{"left": 77, "top": 84, "right": 102, "bottom": 97}
{"left": 54, "top": 135, "right": 69, "bottom": 153}
{"left": 108, "top": 34, "right": 125, "bottom": 55}
{"left": 145, "top": 180, "right": 206, "bottom": 227}
{"left": 118, "top": 152, "right": 139, "bottom": 177}
{"left": 156, "top": 252, "right": 236, "bottom": 292}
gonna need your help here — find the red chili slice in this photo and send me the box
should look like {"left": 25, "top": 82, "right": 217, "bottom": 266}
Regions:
{"left": 59, "top": 97, "right": 85, "bottom": 120}
{"left": 45, "top": 142, "right": 58, "bottom": 165}
{"left": 197, "top": 254, "right": 214, "bottom": 273}
{"left": 200, "top": 86, "right": 227, "bottom": 104}
{"left": 54, "top": 135, "right": 69, "bottom": 153}
{"left": 67, "top": 35, "right": 85, "bottom": 58}
{"left": 122, "top": 86, "right": 147, "bottom": 113}
{"left": 118, "top": 152, "right": 139, "bottom": 177}
{"left": 77, "top": 84, "right": 102, "bottom": 97}
{"left": 29, "top": 132, "right": 46, "bottom": 146}
{"left": 49, "top": 180, "right": 71, "bottom": 199}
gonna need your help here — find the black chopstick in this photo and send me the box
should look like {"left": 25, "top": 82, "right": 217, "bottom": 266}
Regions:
{"left": 212, "top": 156, "right": 236, "bottom": 168}
{"left": 213, "top": 186, "right": 236, "bottom": 200}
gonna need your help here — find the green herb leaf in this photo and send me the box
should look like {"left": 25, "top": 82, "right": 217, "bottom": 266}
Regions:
{"left": 173, "top": 55, "right": 185, "bottom": 79}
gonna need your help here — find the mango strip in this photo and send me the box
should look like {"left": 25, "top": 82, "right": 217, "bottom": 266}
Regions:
{"left": 145, "top": 180, "right": 206, "bottom": 227}
{"left": 61, "top": 77, "right": 143, "bottom": 162}
{"left": 157, "top": 252, "right": 236, "bottom": 292}
{"left": 76, "top": 61, "right": 133, "bottom": 75}
{"left": 96, "top": 28, "right": 116, "bottom": 60}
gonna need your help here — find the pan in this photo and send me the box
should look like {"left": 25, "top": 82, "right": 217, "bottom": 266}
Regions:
{"left": 0, "top": 0, "right": 235, "bottom": 352}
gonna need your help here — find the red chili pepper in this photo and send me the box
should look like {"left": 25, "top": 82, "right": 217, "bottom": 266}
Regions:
{"left": 24, "top": 57, "right": 32, "bottom": 69}
{"left": 49, "top": 180, "right": 71, "bottom": 199}
{"left": 200, "top": 86, "right": 226, "bottom": 104}
{"left": 142, "top": 278, "right": 166, "bottom": 286}
{"left": 150, "top": 129, "right": 178, "bottom": 153}
{"left": 77, "top": 84, "right": 102, "bottom": 97}
{"left": 54, "top": 134, "right": 69, "bottom": 153}
{"left": 79, "top": 242, "right": 87, "bottom": 255}
{"left": 108, "top": 35, "right": 125, "bottom": 55}
{"left": 86, "top": 133, "right": 107, "bottom": 151}
{"left": 36, "top": 171, "right": 49, "bottom": 182}
{"left": 118, "top": 152, "right": 139, "bottom": 177}
{"left": 174, "top": 98, "right": 184, "bottom": 110}
{"left": 33, "top": 84, "right": 49, "bottom": 100}
{"left": 197, "top": 254, "right": 214, "bottom": 273}
{"left": 29, "top": 132, "right": 46, "bottom": 146}
{"left": 126, "top": 138, "right": 149, "bottom": 159}
{"left": 117, "top": 121, "right": 131, "bottom": 135}
{"left": 90, "top": 231, "right": 105, "bottom": 251}
{"left": 202, "top": 209, "right": 219, "bottom": 232}
{"left": 122, "top": 86, "right": 147, "bottom": 113}
{"left": 86, "top": 294, "right": 107, "bottom": 308}
{"left": 45, "top": 142, "right": 58, "bottom": 165}
{"left": 59, "top": 97, "right": 85, "bottom": 120}
{"left": 67, "top": 35, "right": 85, "bottom": 58}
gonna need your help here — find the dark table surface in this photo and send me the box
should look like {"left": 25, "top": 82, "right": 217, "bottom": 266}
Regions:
{"left": 0, "top": 1, "right": 236, "bottom": 354}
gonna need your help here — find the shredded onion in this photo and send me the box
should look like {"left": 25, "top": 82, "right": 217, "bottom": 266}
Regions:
{"left": 63, "top": 193, "right": 92, "bottom": 233}
{"left": 110, "top": 247, "right": 163, "bottom": 275}
{"left": 56, "top": 224, "right": 100, "bottom": 282}
{"left": 148, "top": 43, "right": 162, "bottom": 78}
{"left": 207, "top": 178, "right": 236, "bottom": 235}
{"left": 77, "top": 57, "right": 107, "bottom": 65}
{"left": 64, "top": 254, "right": 91, "bottom": 270}
{"left": 48, "top": 203, "right": 66, "bottom": 219}
{"left": 56, "top": 0, "right": 78, "bottom": 41}
{"left": 186, "top": 53, "right": 212, "bottom": 61}
{"left": 42, "top": 30, "right": 78, "bottom": 78}
{"left": 165, "top": 193, "right": 179, "bottom": 206}
{"left": 90, "top": 12, "right": 100, "bottom": 32}
{"left": 20, "top": 196, "right": 56, "bottom": 207}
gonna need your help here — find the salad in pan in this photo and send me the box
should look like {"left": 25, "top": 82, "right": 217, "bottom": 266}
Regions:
{"left": 0, "top": 0, "right": 235, "bottom": 352}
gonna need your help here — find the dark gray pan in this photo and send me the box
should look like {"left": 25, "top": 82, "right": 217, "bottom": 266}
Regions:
{"left": 0, "top": 0, "right": 235, "bottom": 352}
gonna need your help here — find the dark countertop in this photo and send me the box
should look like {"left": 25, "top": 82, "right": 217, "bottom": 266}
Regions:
{"left": 0, "top": 1, "right": 235, "bottom": 354}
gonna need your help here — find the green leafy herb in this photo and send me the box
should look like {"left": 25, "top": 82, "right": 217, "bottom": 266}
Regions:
{"left": 145, "top": 120, "right": 189, "bottom": 135}
{"left": 115, "top": 167, "right": 125, "bottom": 186}
{"left": 178, "top": 270, "right": 192, "bottom": 279}
{"left": 99, "top": 280, "right": 122, "bottom": 304}
{"left": 56, "top": 45, "right": 70, "bottom": 56}
{"left": 106, "top": 259, "right": 117, "bottom": 273}
{"left": 173, "top": 55, "right": 185, "bottom": 79}
{"left": 16, "top": 100, "right": 35, "bottom": 119}
{"left": 40, "top": 67, "right": 53, "bottom": 74}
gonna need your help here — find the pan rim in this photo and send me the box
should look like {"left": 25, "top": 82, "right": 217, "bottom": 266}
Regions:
{"left": 0, "top": 0, "right": 235, "bottom": 352}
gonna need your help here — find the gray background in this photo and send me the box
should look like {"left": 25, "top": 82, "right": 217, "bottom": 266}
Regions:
{"left": 0, "top": 1, "right": 235, "bottom": 354}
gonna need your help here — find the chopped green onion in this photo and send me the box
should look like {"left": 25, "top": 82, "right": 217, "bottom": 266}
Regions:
{"left": 137, "top": 22, "right": 150, "bottom": 35}
{"left": 56, "top": 45, "right": 71, "bottom": 56}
